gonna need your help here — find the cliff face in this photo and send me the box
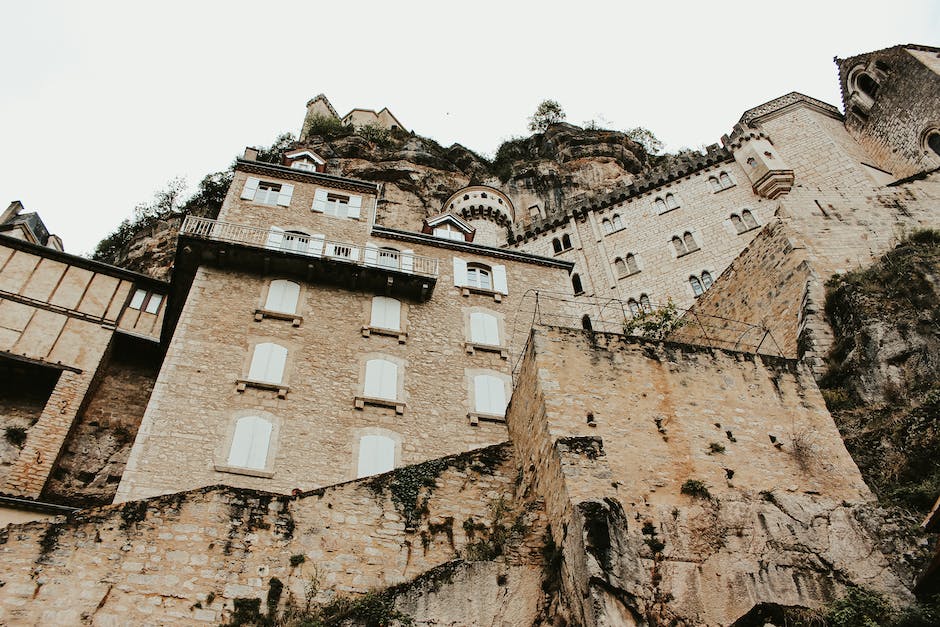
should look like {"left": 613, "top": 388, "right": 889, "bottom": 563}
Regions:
{"left": 91, "top": 124, "right": 652, "bottom": 278}
{"left": 820, "top": 230, "right": 940, "bottom": 516}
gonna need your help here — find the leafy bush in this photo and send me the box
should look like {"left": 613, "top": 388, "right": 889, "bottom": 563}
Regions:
{"left": 303, "top": 114, "right": 353, "bottom": 140}
{"left": 707, "top": 442, "right": 726, "bottom": 455}
{"left": 623, "top": 300, "right": 686, "bottom": 340}
{"left": 356, "top": 123, "right": 392, "bottom": 148}
{"left": 680, "top": 479, "right": 711, "bottom": 499}
{"left": 528, "top": 99, "right": 565, "bottom": 132}
{"left": 4, "top": 426, "right": 27, "bottom": 447}
{"left": 827, "top": 587, "right": 892, "bottom": 627}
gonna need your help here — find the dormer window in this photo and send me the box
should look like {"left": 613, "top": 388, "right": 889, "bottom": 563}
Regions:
{"left": 433, "top": 224, "right": 467, "bottom": 242}
{"left": 291, "top": 160, "right": 318, "bottom": 172}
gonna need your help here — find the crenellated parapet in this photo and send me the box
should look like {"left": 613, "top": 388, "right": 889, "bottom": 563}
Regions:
{"left": 510, "top": 144, "right": 732, "bottom": 243}
{"left": 723, "top": 122, "right": 795, "bottom": 199}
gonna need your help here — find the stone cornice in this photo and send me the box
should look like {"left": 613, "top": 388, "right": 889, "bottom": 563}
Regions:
{"left": 235, "top": 159, "right": 378, "bottom": 194}
{"left": 737, "top": 92, "right": 842, "bottom": 127}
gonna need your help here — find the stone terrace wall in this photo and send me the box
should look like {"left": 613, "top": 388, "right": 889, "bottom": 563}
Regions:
{"left": 0, "top": 443, "right": 546, "bottom": 626}
{"left": 670, "top": 218, "right": 813, "bottom": 358}
{"left": 506, "top": 326, "right": 910, "bottom": 626}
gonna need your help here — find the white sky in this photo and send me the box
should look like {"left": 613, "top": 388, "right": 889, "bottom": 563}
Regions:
{"left": 1, "top": 1, "right": 937, "bottom": 255}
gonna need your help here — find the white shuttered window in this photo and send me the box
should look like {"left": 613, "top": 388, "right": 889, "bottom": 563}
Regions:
{"left": 248, "top": 342, "right": 288, "bottom": 384}
{"left": 370, "top": 297, "right": 401, "bottom": 331}
{"left": 470, "top": 312, "right": 500, "bottom": 346}
{"left": 227, "top": 416, "right": 272, "bottom": 470}
{"left": 474, "top": 374, "right": 507, "bottom": 416}
{"left": 364, "top": 359, "right": 398, "bottom": 401}
{"left": 357, "top": 435, "right": 395, "bottom": 478}
{"left": 265, "top": 280, "right": 300, "bottom": 314}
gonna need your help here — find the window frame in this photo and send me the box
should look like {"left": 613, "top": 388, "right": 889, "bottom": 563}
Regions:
{"left": 355, "top": 355, "right": 405, "bottom": 414}
{"left": 467, "top": 370, "right": 511, "bottom": 425}
{"left": 256, "top": 279, "right": 303, "bottom": 325}
{"left": 236, "top": 340, "right": 291, "bottom": 398}
{"left": 214, "top": 411, "right": 279, "bottom": 479}
{"left": 362, "top": 296, "right": 407, "bottom": 343}
{"left": 465, "top": 308, "right": 507, "bottom": 358}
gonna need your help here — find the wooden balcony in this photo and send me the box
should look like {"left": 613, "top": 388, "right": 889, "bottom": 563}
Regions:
{"left": 176, "top": 216, "right": 438, "bottom": 301}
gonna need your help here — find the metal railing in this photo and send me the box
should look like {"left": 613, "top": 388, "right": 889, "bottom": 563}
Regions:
{"left": 180, "top": 216, "right": 439, "bottom": 278}
{"left": 506, "top": 290, "right": 786, "bottom": 381}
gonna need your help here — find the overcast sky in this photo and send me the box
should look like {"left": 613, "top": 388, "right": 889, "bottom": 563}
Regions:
{"left": 1, "top": 1, "right": 937, "bottom": 255}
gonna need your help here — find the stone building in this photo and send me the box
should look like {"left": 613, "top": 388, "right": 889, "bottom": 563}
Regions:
{"left": 0, "top": 43, "right": 938, "bottom": 625}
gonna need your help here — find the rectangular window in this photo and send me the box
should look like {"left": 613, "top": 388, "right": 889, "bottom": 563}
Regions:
{"left": 474, "top": 374, "right": 507, "bottom": 416}
{"left": 312, "top": 189, "right": 362, "bottom": 219}
{"left": 470, "top": 312, "right": 500, "bottom": 346}
{"left": 357, "top": 435, "right": 395, "bottom": 478}
{"left": 370, "top": 297, "right": 402, "bottom": 331}
{"left": 364, "top": 359, "right": 398, "bottom": 401}
{"left": 129, "top": 289, "right": 147, "bottom": 309}
{"left": 129, "top": 288, "right": 163, "bottom": 314}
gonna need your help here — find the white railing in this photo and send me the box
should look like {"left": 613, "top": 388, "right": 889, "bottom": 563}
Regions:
{"left": 181, "top": 216, "right": 439, "bottom": 278}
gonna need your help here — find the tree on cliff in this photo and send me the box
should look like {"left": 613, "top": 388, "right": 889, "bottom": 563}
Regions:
{"left": 528, "top": 100, "right": 566, "bottom": 132}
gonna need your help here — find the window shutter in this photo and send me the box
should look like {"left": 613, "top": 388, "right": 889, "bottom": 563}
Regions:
{"left": 265, "top": 227, "right": 285, "bottom": 250}
{"left": 308, "top": 234, "right": 324, "bottom": 256}
{"left": 266, "top": 280, "right": 299, "bottom": 314}
{"left": 453, "top": 257, "right": 468, "bottom": 287}
{"left": 470, "top": 312, "right": 499, "bottom": 345}
{"left": 357, "top": 435, "right": 395, "bottom": 478}
{"left": 312, "top": 189, "right": 328, "bottom": 213}
{"left": 276, "top": 183, "right": 294, "bottom": 207}
{"left": 228, "top": 416, "right": 272, "bottom": 470}
{"left": 249, "top": 342, "right": 287, "bottom": 384}
{"left": 492, "top": 264, "right": 508, "bottom": 294}
{"left": 365, "top": 359, "right": 397, "bottom": 400}
{"left": 145, "top": 294, "right": 163, "bottom": 314}
{"left": 371, "top": 297, "right": 400, "bottom": 331}
{"left": 347, "top": 195, "right": 362, "bottom": 219}
{"left": 475, "top": 375, "right": 507, "bottom": 415}
{"left": 241, "top": 177, "right": 260, "bottom": 201}
{"left": 400, "top": 249, "right": 414, "bottom": 273}
{"left": 364, "top": 243, "right": 378, "bottom": 267}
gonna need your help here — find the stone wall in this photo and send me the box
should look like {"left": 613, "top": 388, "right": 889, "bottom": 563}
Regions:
{"left": 117, "top": 209, "right": 569, "bottom": 501}
{"left": 505, "top": 326, "right": 910, "bottom": 625}
{"left": 41, "top": 334, "right": 162, "bottom": 508}
{"left": 0, "top": 240, "right": 167, "bottom": 499}
{"left": 0, "top": 444, "right": 545, "bottom": 626}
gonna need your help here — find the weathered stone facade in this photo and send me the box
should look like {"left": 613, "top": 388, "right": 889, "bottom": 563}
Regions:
{"left": 0, "top": 42, "right": 938, "bottom": 625}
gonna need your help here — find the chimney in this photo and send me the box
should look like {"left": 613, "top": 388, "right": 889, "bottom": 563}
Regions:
{"left": 243, "top": 147, "right": 259, "bottom": 161}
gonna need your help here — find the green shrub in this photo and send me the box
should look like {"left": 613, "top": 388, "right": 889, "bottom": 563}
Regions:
{"left": 827, "top": 587, "right": 892, "bottom": 627}
{"left": 289, "top": 553, "right": 306, "bottom": 567}
{"left": 707, "top": 442, "right": 726, "bottom": 455}
{"left": 4, "top": 426, "right": 27, "bottom": 447}
{"left": 680, "top": 479, "right": 710, "bottom": 499}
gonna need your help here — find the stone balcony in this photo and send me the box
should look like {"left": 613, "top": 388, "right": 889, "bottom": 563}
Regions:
{"left": 176, "top": 216, "right": 438, "bottom": 302}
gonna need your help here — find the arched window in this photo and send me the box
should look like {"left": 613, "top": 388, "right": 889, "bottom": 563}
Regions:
{"left": 614, "top": 258, "right": 627, "bottom": 276}
{"left": 552, "top": 238, "right": 562, "bottom": 254}
{"left": 357, "top": 434, "right": 396, "bottom": 478}
{"left": 857, "top": 73, "right": 878, "bottom": 99}
{"left": 701, "top": 271, "right": 713, "bottom": 289}
{"left": 627, "top": 299, "right": 640, "bottom": 317}
{"left": 473, "top": 374, "right": 507, "bottom": 417}
{"left": 466, "top": 264, "right": 492, "bottom": 290}
{"left": 572, "top": 273, "right": 584, "bottom": 295}
{"left": 719, "top": 172, "right": 733, "bottom": 189}
{"left": 709, "top": 177, "right": 721, "bottom": 192}
{"left": 625, "top": 253, "right": 639, "bottom": 274}
{"left": 370, "top": 296, "right": 401, "bottom": 331}
{"left": 248, "top": 342, "right": 288, "bottom": 384}
{"left": 665, "top": 194, "right": 679, "bottom": 210}
{"left": 470, "top": 311, "right": 500, "bottom": 346}
{"left": 612, "top": 215, "right": 623, "bottom": 230}
{"left": 730, "top": 214, "right": 745, "bottom": 234}
{"left": 602, "top": 219, "right": 613, "bottom": 235}
{"left": 364, "top": 358, "right": 398, "bottom": 401}
{"left": 927, "top": 131, "right": 940, "bottom": 157}
{"left": 741, "top": 209, "right": 758, "bottom": 229}
{"left": 690, "top": 275, "right": 704, "bottom": 297}
{"left": 227, "top": 416, "right": 273, "bottom": 470}
{"left": 683, "top": 232, "right": 698, "bottom": 252}
{"left": 265, "top": 280, "right": 300, "bottom": 314}
{"left": 654, "top": 198, "right": 667, "bottom": 213}
{"left": 562, "top": 234, "right": 572, "bottom": 250}
{"left": 639, "top": 294, "right": 652, "bottom": 313}
{"left": 672, "top": 236, "right": 687, "bottom": 256}
{"left": 581, "top": 314, "right": 593, "bottom": 331}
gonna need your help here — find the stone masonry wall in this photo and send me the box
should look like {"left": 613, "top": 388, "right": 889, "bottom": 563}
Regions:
{"left": 505, "top": 326, "right": 910, "bottom": 626}
{"left": 0, "top": 443, "right": 546, "bottom": 626}
{"left": 117, "top": 236, "right": 568, "bottom": 501}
